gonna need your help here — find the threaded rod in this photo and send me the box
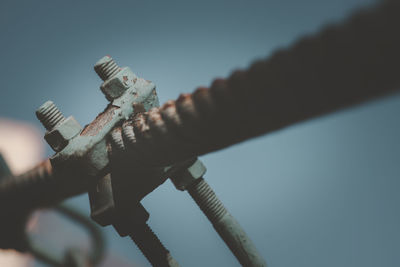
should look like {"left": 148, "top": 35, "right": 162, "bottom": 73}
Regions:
{"left": 36, "top": 101, "right": 65, "bottom": 131}
{"left": 188, "top": 178, "right": 266, "bottom": 267}
{"left": 94, "top": 55, "right": 121, "bottom": 81}
{"left": 187, "top": 178, "right": 227, "bottom": 222}
{"left": 129, "top": 223, "right": 179, "bottom": 267}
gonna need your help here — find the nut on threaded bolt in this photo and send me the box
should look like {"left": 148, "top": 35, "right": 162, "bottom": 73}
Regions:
{"left": 36, "top": 101, "right": 66, "bottom": 131}
{"left": 94, "top": 55, "right": 121, "bottom": 81}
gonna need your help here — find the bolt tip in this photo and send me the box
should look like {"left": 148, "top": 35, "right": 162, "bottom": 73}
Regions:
{"left": 36, "top": 100, "right": 65, "bottom": 131}
{"left": 36, "top": 100, "right": 54, "bottom": 116}
{"left": 94, "top": 55, "right": 113, "bottom": 68}
{"left": 94, "top": 55, "right": 121, "bottom": 81}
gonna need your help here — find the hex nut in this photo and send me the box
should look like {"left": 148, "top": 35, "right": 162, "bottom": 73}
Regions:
{"left": 44, "top": 116, "right": 82, "bottom": 152}
{"left": 171, "top": 159, "right": 207, "bottom": 191}
{"left": 100, "top": 67, "right": 137, "bottom": 101}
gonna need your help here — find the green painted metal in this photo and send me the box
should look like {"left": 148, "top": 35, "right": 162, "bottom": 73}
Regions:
{"left": 34, "top": 55, "right": 266, "bottom": 266}
{"left": 50, "top": 71, "right": 157, "bottom": 178}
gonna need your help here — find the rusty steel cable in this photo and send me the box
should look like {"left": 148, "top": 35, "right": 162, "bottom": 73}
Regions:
{"left": 118, "top": 0, "right": 400, "bottom": 167}
{"left": 0, "top": 0, "right": 400, "bottom": 214}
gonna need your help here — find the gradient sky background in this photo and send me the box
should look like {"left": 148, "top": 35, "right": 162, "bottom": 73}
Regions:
{"left": 1, "top": 0, "right": 399, "bottom": 266}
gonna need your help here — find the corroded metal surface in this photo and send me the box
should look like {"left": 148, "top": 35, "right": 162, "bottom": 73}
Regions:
{"left": 81, "top": 106, "right": 119, "bottom": 137}
{"left": 104, "top": 1, "right": 400, "bottom": 169}
{"left": 0, "top": 2, "right": 399, "bottom": 266}
{"left": 0, "top": 0, "right": 398, "bottom": 237}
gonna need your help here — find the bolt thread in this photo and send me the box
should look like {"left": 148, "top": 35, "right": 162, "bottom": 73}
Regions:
{"left": 110, "top": 127, "right": 125, "bottom": 151}
{"left": 36, "top": 101, "right": 66, "bottom": 131}
{"left": 94, "top": 56, "right": 120, "bottom": 81}
{"left": 187, "top": 178, "right": 228, "bottom": 223}
{"left": 122, "top": 121, "right": 137, "bottom": 144}
{"left": 187, "top": 178, "right": 267, "bottom": 266}
{"left": 130, "top": 223, "right": 178, "bottom": 267}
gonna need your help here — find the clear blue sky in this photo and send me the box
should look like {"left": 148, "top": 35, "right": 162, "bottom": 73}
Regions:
{"left": 1, "top": 0, "right": 399, "bottom": 266}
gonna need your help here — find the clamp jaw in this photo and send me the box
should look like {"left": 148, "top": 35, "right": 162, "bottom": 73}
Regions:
{"left": 47, "top": 58, "right": 158, "bottom": 179}
{"left": 35, "top": 56, "right": 266, "bottom": 267}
